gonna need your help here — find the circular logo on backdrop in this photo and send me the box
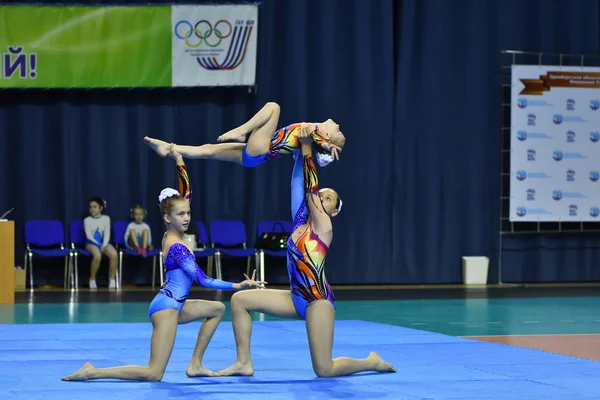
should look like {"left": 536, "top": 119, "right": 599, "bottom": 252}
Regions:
{"left": 553, "top": 151, "right": 563, "bottom": 161}
{"left": 553, "top": 114, "right": 564, "bottom": 124}
{"left": 552, "top": 190, "right": 563, "bottom": 201}
{"left": 517, "top": 98, "right": 528, "bottom": 109}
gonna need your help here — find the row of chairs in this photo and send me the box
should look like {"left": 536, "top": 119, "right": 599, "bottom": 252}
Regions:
{"left": 24, "top": 219, "right": 293, "bottom": 290}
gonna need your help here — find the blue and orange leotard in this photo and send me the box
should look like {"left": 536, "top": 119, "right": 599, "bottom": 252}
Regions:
{"left": 148, "top": 163, "right": 235, "bottom": 317}
{"left": 286, "top": 152, "right": 336, "bottom": 319}
{"left": 242, "top": 124, "right": 327, "bottom": 167}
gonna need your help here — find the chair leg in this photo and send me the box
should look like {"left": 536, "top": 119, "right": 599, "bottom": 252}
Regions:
{"left": 69, "top": 254, "right": 75, "bottom": 289}
{"left": 63, "top": 255, "right": 69, "bottom": 289}
{"left": 253, "top": 253, "right": 259, "bottom": 280}
{"left": 27, "top": 252, "right": 34, "bottom": 291}
{"left": 74, "top": 254, "right": 79, "bottom": 290}
{"left": 246, "top": 256, "right": 251, "bottom": 276}
{"left": 113, "top": 264, "right": 118, "bottom": 289}
{"left": 215, "top": 251, "right": 223, "bottom": 280}
{"left": 23, "top": 251, "right": 28, "bottom": 289}
{"left": 207, "top": 256, "right": 213, "bottom": 278}
{"left": 258, "top": 251, "right": 265, "bottom": 283}
{"left": 117, "top": 251, "right": 123, "bottom": 290}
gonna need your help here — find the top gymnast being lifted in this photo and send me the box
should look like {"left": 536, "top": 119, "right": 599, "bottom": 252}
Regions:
{"left": 143, "top": 102, "right": 345, "bottom": 168}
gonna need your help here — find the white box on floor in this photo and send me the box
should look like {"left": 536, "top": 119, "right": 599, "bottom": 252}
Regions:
{"left": 462, "top": 256, "right": 489, "bottom": 285}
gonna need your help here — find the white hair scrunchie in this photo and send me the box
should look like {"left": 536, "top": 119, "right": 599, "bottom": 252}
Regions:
{"left": 337, "top": 199, "right": 343, "bottom": 213}
{"left": 316, "top": 151, "right": 335, "bottom": 167}
{"left": 158, "top": 188, "right": 180, "bottom": 203}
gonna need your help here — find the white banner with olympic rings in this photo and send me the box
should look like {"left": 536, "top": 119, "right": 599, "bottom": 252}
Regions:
{"left": 172, "top": 4, "right": 258, "bottom": 87}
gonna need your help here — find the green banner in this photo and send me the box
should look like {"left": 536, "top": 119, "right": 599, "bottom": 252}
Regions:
{"left": 0, "top": 6, "right": 171, "bottom": 88}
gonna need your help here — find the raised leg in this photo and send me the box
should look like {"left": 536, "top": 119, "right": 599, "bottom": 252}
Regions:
{"left": 144, "top": 102, "right": 280, "bottom": 162}
{"left": 217, "top": 102, "right": 281, "bottom": 150}
{"left": 218, "top": 289, "right": 298, "bottom": 376}
{"left": 144, "top": 135, "right": 246, "bottom": 164}
{"left": 61, "top": 309, "right": 179, "bottom": 381}
{"left": 172, "top": 143, "right": 245, "bottom": 164}
{"left": 305, "top": 300, "right": 396, "bottom": 377}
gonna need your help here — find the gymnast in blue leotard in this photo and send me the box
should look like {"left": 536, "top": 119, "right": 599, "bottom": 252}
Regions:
{"left": 147, "top": 159, "right": 236, "bottom": 318}
{"left": 62, "top": 149, "right": 265, "bottom": 383}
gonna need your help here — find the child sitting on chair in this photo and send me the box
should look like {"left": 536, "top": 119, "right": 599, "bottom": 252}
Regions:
{"left": 124, "top": 204, "right": 153, "bottom": 258}
{"left": 84, "top": 197, "right": 118, "bottom": 289}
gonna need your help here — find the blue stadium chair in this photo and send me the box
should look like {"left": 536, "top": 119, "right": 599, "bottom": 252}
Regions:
{"left": 209, "top": 220, "right": 259, "bottom": 281}
{"left": 24, "top": 220, "right": 73, "bottom": 289}
{"left": 193, "top": 221, "right": 218, "bottom": 279}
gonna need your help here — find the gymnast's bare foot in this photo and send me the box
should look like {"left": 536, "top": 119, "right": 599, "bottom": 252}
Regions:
{"left": 216, "top": 127, "right": 249, "bottom": 143}
{"left": 368, "top": 352, "right": 396, "bottom": 373}
{"left": 62, "top": 362, "right": 96, "bottom": 381}
{"left": 186, "top": 363, "right": 218, "bottom": 377}
{"left": 217, "top": 361, "right": 254, "bottom": 376}
{"left": 144, "top": 136, "right": 171, "bottom": 157}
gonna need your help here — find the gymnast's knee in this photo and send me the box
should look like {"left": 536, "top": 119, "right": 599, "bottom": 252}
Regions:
{"left": 230, "top": 291, "right": 249, "bottom": 310}
{"left": 265, "top": 102, "right": 280, "bottom": 113}
{"left": 312, "top": 362, "right": 334, "bottom": 378}
{"left": 145, "top": 367, "right": 165, "bottom": 382}
{"left": 213, "top": 301, "right": 226, "bottom": 317}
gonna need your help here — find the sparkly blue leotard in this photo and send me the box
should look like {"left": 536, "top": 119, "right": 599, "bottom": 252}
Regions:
{"left": 148, "top": 163, "right": 234, "bottom": 317}
{"left": 148, "top": 243, "right": 233, "bottom": 317}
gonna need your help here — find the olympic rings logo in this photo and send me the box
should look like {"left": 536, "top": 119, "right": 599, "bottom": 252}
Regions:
{"left": 174, "top": 20, "right": 233, "bottom": 48}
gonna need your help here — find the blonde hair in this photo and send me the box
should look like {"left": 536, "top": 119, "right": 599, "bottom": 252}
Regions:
{"left": 330, "top": 131, "right": 346, "bottom": 149}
